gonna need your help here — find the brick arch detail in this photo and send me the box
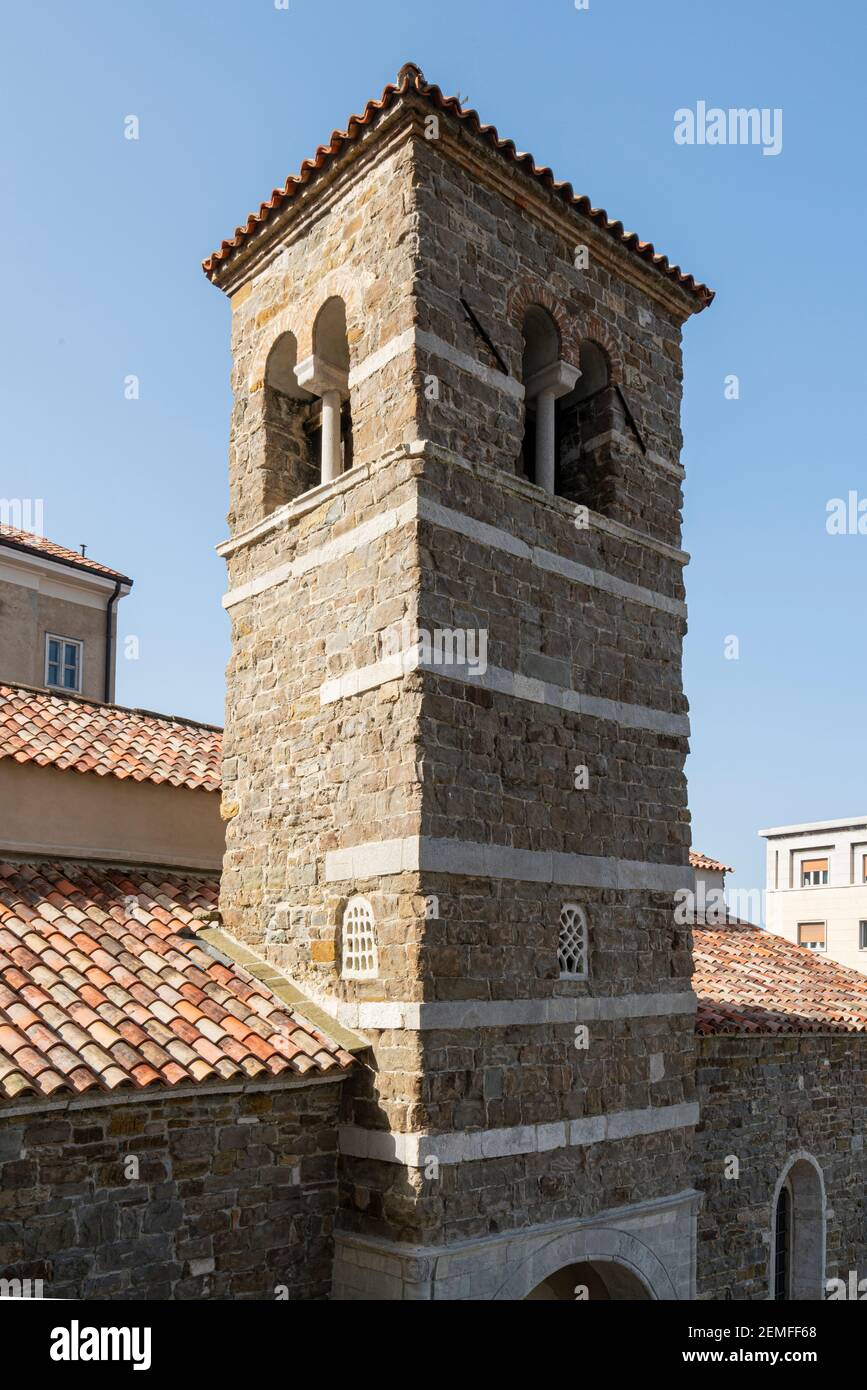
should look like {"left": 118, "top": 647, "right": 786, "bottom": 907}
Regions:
{"left": 508, "top": 281, "right": 581, "bottom": 370}
{"left": 507, "top": 280, "right": 624, "bottom": 384}
{"left": 573, "top": 314, "right": 624, "bottom": 386}
{"left": 249, "top": 269, "right": 366, "bottom": 389}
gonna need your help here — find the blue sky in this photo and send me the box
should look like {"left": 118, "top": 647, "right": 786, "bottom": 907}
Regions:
{"left": 2, "top": 0, "right": 864, "bottom": 911}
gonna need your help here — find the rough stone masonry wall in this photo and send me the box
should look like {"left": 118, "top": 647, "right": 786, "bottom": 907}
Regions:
{"left": 410, "top": 116, "right": 692, "bottom": 548}
{"left": 693, "top": 1035, "right": 867, "bottom": 1300}
{"left": 0, "top": 1081, "right": 343, "bottom": 1300}
{"left": 219, "top": 105, "right": 428, "bottom": 1001}
{"left": 225, "top": 118, "right": 421, "bottom": 535}
{"left": 340, "top": 124, "right": 701, "bottom": 1249}
{"left": 339, "top": 1010, "right": 697, "bottom": 1248}
{"left": 218, "top": 95, "right": 704, "bottom": 1263}
{"left": 220, "top": 453, "right": 425, "bottom": 995}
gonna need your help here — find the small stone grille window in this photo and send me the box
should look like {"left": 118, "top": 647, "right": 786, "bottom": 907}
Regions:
{"left": 558, "top": 903, "right": 588, "bottom": 979}
{"left": 341, "top": 896, "right": 378, "bottom": 980}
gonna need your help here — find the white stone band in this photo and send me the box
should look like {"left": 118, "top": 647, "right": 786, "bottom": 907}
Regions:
{"left": 416, "top": 496, "right": 686, "bottom": 616}
{"left": 348, "top": 326, "right": 525, "bottom": 399}
{"left": 338, "top": 1101, "right": 700, "bottom": 1167}
{"left": 223, "top": 500, "right": 416, "bottom": 609}
{"left": 337, "top": 991, "right": 697, "bottom": 1032}
{"left": 223, "top": 494, "right": 686, "bottom": 617}
{"left": 324, "top": 835, "right": 690, "bottom": 891}
{"left": 320, "top": 651, "right": 689, "bottom": 737}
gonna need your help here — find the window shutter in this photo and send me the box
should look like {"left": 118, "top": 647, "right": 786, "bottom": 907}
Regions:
{"left": 797, "top": 922, "right": 825, "bottom": 947}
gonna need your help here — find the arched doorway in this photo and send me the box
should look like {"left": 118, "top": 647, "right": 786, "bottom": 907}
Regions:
{"left": 526, "top": 1260, "right": 652, "bottom": 1301}
{"left": 492, "top": 1223, "right": 680, "bottom": 1300}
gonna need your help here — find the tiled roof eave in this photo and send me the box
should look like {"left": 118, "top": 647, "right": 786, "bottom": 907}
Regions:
{"left": 0, "top": 683, "right": 223, "bottom": 794}
{"left": 693, "top": 921, "right": 867, "bottom": 1037}
{"left": 689, "top": 851, "right": 735, "bottom": 873}
{"left": 0, "top": 528, "right": 132, "bottom": 585}
{"left": 0, "top": 861, "right": 355, "bottom": 1107}
{"left": 203, "top": 63, "right": 714, "bottom": 310}
{"left": 0, "top": 1067, "right": 351, "bottom": 1117}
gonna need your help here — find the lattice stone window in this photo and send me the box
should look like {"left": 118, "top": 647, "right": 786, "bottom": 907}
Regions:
{"left": 558, "top": 903, "right": 588, "bottom": 979}
{"left": 341, "top": 896, "right": 378, "bottom": 980}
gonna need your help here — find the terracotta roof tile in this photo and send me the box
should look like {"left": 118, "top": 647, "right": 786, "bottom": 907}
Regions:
{"left": 0, "top": 861, "right": 355, "bottom": 1103}
{"left": 689, "top": 850, "right": 734, "bottom": 873}
{"left": 0, "top": 526, "right": 132, "bottom": 585}
{"left": 693, "top": 921, "right": 867, "bottom": 1035}
{"left": 204, "top": 62, "right": 713, "bottom": 309}
{"left": 0, "top": 683, "right": 222, "bottom": 792}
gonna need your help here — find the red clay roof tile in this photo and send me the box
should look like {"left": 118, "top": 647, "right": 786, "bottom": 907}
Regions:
{"left": 0, "top": 861, "right": 355, "bottom": 1104}
{"left": 693, "top": 921, "right": 867, "bottom": 1035}
{"left": 0, "top": 683, "right": 222, "bottom": 792}
{"left": 203, "top": 62, "right": 713, "bottom": 309}
{"left": 689, "top": 850, "right": 734, "bottom": 873}
{"left": 0, "top": 526, "right": 132, "bottom": 585}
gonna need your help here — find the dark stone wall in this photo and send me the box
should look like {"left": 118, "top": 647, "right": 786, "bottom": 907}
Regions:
{"left": 693, "top": 1034, "right": 867, "bottom": 1300}
{"left": 412, "top": 123, "right": 694, "bottom": 548}
{"left": 0, "top": 1080, "right": 343, "bottom": 1300}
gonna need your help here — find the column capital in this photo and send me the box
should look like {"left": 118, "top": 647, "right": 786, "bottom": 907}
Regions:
{"left": 294, "top": 353, "right": 350, "bottom": 399}
{"left": 525, "top": 360, "right": 581, "bottom": 401}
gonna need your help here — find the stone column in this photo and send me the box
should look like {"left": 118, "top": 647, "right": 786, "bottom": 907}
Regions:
{"left": 321, "top": 390, "right": 342, "bottom": 483}
{"left": 294, "top": 355, "right": 350, "bottom": 485}
{"left": 524, "top": 361, "right": 581, "bottom": 495}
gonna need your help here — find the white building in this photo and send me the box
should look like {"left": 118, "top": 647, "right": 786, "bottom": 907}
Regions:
{"left": 760, "top": 816, "right": 867, "bottom": 973}
{"left": 689, "top": 849, "right": 732, "bottom": 903}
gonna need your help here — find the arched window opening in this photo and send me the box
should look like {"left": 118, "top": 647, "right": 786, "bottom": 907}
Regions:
{"left": 555, "top": 339, "right": 616, "bottom": 510}
{"left": 771, "top": 1156, "right": 825, "bottom": 1301}
{"left": 558, "top": 903, "right": 588, "bottom": 980}
{"left": 295, "top": 297, "right": 353, "bottom": 485}
{"left": 519, "top": 305, "right": 579, "bottom": 495}
{"left": 262, "top": 332, "right": 318, "bottom": 509}
{"left": 341, "top": 896, "right": 378, "bottom": 980}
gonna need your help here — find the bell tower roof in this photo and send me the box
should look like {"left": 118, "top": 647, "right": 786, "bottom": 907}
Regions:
{"left": 202, "top": 61, "right": 713, "bottom": 311}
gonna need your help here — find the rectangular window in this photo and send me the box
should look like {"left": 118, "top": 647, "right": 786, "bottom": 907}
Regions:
{"left": 800, "top": 857, "right": 829, "bottom": 887}
{"left": 862, "top": 855, "right": 867, "bottom": 884}
{"left": 860, "top": 922, "right": 867, "bottom": 951}
{"left": 45, "top": 635, "right": 82, "bottom": 693}
{"left": 797, "top": 922, "right": 826, "bottom": 951}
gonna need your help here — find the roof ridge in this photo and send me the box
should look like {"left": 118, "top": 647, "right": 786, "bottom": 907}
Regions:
{"left": 203, "top": 61, "right": 714, "bottom": 308}
{"left": 0, "top": 525, "right": 133, "bottom": 585}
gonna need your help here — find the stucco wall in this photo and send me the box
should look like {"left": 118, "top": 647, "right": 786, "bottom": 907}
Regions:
{"left": 0, "top": 574, "right": 120, "bottom": 702}
{"left": 0, "top": 760, "right": 224, "bottom": 870}
{"left": 764, "top": 823, "right": 867, "bottom": 974}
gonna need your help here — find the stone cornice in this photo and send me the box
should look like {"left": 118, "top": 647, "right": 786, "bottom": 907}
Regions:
{"left": 219, "top": 107, "right": 415, "bottom": 300}
{"left": 216, "top": 98, "right": 703, "bottom": 324}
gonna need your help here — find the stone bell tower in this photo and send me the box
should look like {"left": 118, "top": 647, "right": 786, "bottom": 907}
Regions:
{"left": 205, "top": 63, "right": 713, "bottom": 1300}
